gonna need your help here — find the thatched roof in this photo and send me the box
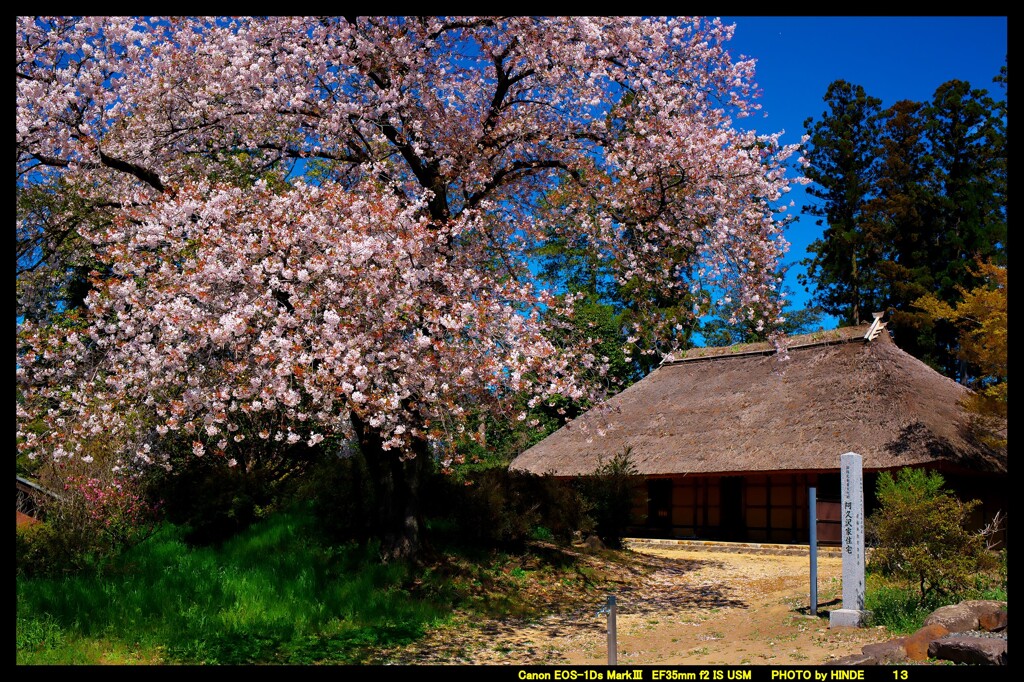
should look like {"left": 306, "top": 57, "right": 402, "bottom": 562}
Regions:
{"left": 510, "top": 323, "right": 1005, "bottom": 477}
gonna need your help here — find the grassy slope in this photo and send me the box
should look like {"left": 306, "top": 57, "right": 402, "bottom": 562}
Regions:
{"left": 16, "top": 507, "right": 631, "bottom": 665}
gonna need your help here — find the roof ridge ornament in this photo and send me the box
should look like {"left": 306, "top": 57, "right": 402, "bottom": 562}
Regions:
{"left": 863, "top": 312, "right": 886, "bottom": 342}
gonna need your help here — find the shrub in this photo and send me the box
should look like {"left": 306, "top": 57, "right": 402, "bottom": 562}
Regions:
{"left": 151, "top": 447, "right": 316, "bottom": 546}
{"left": 64, "top": 474, "right": 160, "bottom": 546}
{"left": 868, "top": 467, "right": 991, "bottom": 600}
{"left": 864, "top": 581, "right": 948, "bottom": 634}
{"left": 423, "top": 466, "right": 593, "bottom": 549}
{"left": 454, "top": 468, "right": 541, "bottom": 546}
{"left": 576, "top": 447, "right": 641, "bottom": 549}
{"left": 424, "top": 448, "right": 642, "bottom": 551}
{"left": 150, "top": 461, "right": 260, "bottom": 546}
{"left": 301, "top": 447, "right": 381, "bottom": 545}
{"left": 17, "top": 457, "right": 160, "bottom": 575}
{"left": 16, "top": 521, "right": 95, "bottom": 577}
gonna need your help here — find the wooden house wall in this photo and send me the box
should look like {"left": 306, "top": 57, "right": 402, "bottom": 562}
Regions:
{"left": 625, "top": 469, "right": 1005, "bottom": 547}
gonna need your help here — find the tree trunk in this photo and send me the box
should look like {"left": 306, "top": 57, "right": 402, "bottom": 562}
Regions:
{"left": 350, "top": 413, "right": 427, "bottom": 563}
{"left": 850, "top": 252, "right": 861, "bottom": 326}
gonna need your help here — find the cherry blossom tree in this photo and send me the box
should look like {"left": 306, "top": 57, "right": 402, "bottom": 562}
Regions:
{"left": 17, "top": 16, "right": 804, "bottom": 559}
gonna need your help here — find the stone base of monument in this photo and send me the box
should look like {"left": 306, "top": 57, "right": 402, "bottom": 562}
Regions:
{"left": 830, "top": 609, "right": 873, "bottom": 628}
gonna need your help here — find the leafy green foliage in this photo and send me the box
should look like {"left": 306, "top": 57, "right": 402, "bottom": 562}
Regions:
{"left": 576, "top": 447, "right": 643, "bottom": 549}
{"left": 451, "top": 298, "right": 643, "bottom": 469}
{"left": 17, "top": 450, "right": 161, "bottom": 576}
{"left": 532, "top": 180, "right": 700, "bottom": 382}
{"left": 153, "top": 457, "right": 276, "bottom": 546}
{"left": 700, "top": 303, "right": 825, "bottom": 346}
{"left": 302, "top": 447, "right": 382, "bottom": 545}
{"left": 149, "top": 435, "right": 322, "bottom": 546}
{"left": 17, "top": 504, "right": 630, "bottom": 664}
{"left": 865, "top": 565, "right": 1007, "bottom": 635}
{"left": 16, "top": 521, "right": 96, "bottom": 578}
{"left": 426, "top": 447, "right": 641, "bottom": 551}
{"left": 868, "top": 468, "right": 995, "bottom": 600}
{"left": 864, "top": 581, "right": 950, "bottom": 634}
{"left": 427, "top": 467, "right": 591, "bottom": 548}
{"left": 16, "top": 178, "right": 115, "bottom": 323}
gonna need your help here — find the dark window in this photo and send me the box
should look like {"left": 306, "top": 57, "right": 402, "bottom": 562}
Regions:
{"left": 647, "top": 479, "right": 672, "bottom": 529}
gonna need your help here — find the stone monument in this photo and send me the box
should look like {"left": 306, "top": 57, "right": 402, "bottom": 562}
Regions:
{"left": 829, "top": 451, "right": 872, "bottom": 628}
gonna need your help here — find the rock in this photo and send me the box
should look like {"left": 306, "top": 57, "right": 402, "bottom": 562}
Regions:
{"left": 583, "top": 535, "right": 605, "bottom": 550}
{"left": 903, "top": 623, "right": 949, "bottom": 661}
{"left": 979, "top": 609, "right": 1008, "bottom": 632}
{"left": 831, "top": 652, "right": 877, "bottom": 665}
{"left": 928, "top": 635, "right": 1007, "bottom": 665}
{"left": 923, "top": 600, "right": 1007, "bottom": 632}
{"left": 817, "top": 599, "right": 1006, "bottom": 667}
{"left": 861, "top": 638, "right": 908, "bottom": 664}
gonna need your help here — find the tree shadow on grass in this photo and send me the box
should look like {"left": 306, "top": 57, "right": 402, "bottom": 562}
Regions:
{"left": 380, "top": 549, "right": 752, "bottom": 664}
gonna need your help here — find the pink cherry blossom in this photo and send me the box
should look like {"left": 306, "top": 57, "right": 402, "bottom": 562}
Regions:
{"left": 18, "top": 16, "right": 803, "bottom": 477}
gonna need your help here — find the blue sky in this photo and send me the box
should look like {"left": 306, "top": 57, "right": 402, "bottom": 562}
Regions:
{"left": 719, "top": 15, "right": 1008, "bottom": 330}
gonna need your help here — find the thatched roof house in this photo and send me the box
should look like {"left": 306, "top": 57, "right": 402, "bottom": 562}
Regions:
{"left": 510, "top": 322, "right": 1006, "bottom": 544}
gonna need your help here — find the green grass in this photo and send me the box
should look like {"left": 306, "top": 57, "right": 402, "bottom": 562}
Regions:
{"left": 16, "top": 508, "right": 453, "bottom": 664}
{"left": 17, "top": 505, "right": 622, "bottom": 664}
{"left": 864, "top": 566, "right": 1008, "bottom": 635}
{"left": 25, "top": 508, "right": 1004, "bottom": 664}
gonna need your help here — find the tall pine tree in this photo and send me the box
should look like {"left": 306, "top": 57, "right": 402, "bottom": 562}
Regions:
{"left": 800, "top": 74, "right": 1006, "bottom": 383}
{"left": 798, "top": 81, "right": 884, "bottom": 326}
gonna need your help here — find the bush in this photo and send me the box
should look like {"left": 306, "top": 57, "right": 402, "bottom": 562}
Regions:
{"left": 868, "top": 467, "right": 991, "bottom": 600}
{"left": 17, "top": 458, "right": 161, "bottom": 575}
{"left": 151, "top": 448, "right": 314, "bottom": 546}
{"left": 864, "top": 580, "right": 948, "bottom": 634}
{"left": 152, "top": 461, "right": 262, "bottom": 545}
{"left": 450, "top": 468, "right": 542, "bottom": 546}
{"left": 64, "top": 473, "right": 160, "bottom": 546}
{"left": 576, "top": 447, "right": 641, "bottom": 549}
{"left": 16, "top": 521, "right": 96, "bottom": 577}
{"left": 423, "top": 448, "right": 641, "bottom": 551}
{"left": 421, "top": 465, "right": 593, "bottom": 549}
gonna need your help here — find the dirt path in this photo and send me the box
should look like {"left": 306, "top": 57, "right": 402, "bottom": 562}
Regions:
{"left": 384, "top": 543, "right": 894, "bottom": 665}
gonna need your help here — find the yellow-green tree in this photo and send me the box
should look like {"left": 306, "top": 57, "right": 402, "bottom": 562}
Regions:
{"left": 915, "top": 260, "right": 1006, "bottom": 445}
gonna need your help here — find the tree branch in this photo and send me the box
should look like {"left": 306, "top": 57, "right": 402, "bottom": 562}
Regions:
{"left": 97, "top": 149, "right": 165, "bottom": 192}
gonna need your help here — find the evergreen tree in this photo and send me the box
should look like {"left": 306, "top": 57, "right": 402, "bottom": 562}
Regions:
{"left": 798, "top": 80, "right": 884, "bottom": 327}
{"left": 870, "top": 82, "right": 1005, "bottom": 378}
{"left": 799, "top": 74, "right": 1006, "bottom": 383}
{"left": 862, "top": 98, "right": 944, "bottom": 369}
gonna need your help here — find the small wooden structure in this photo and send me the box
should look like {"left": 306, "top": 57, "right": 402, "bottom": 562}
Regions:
{"left": 16, "top": 475, "right": 55, "bottom": 528}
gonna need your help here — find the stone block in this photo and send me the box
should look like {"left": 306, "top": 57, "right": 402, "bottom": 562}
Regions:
{"left": 830, "top": 608, "right": 871, "bottom": 628}
{"left": 924, "top": 600, "right": 1007, "bottom": 632}
{"left": 979, "top": 608, "right": 1008, "bottom": 632}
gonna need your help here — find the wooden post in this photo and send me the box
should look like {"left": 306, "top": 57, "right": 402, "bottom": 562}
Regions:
{"left": 809, "top": 486, "right": 818, "bottom": 616}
